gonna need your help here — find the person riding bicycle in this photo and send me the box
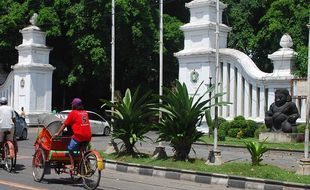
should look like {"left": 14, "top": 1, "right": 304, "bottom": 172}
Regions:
{"left": 54, "top": 98, "right": 91, "bottom": 170}
{"left": 0, "top": 97, "right": 17, "bottom": 151}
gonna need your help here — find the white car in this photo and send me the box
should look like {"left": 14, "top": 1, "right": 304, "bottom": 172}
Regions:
{"left": 58, "top": 110, "right": 111, "bottom": 136}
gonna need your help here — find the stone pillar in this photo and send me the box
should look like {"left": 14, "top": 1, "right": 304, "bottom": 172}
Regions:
{"left": 244, "top": 81, "right": 250, "bottom": 118}
{"left": 222, "top": 62, "right": 228, "bottom": 117}
{"left": 229, "top": 64, "right": 235, "bottom": 118}
{"left": 236, "top": 70, "right": 243, "bottom": 116}
{"left": 11, "top": 13, "right": 55, "bottom": 125}
{"left": 259, "top": 87, "right": 265, "bottom": 120}
{"left": 268, "top": 34, "right": 296, "bottom": 76}
{"left": 252, "top": 85, "right": 258, "bottom": 118}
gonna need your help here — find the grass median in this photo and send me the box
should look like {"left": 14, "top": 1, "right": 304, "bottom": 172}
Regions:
{"left": 200, "top": 135, "right": 305, "bottom": 151}
{"left": 102, "top": 152, "right": 310, "bottom": 184}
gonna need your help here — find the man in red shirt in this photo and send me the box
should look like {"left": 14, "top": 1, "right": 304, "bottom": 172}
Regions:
{"left": 54, "top": 98, "right": 91, "bottom": 170}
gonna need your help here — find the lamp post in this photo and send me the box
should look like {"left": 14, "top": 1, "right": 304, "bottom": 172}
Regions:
{"left": 207, "top": 0, "right": 222, "bottom": 165}
{"left": 305, "top": 16, "right": 310, "bottom": 160}
{"left": 159, "top": 0, "right": 163, "bottom": 105}
{"left": 111, "top": 0, "right": 115, "bottom": 104}
{"left": 296, "top": 12, "right": 310, "bottom": 175}
{"left": 105, "top": 0, "right": 118, "bottom": 154}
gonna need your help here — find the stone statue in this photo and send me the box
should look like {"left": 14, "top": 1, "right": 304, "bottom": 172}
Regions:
{"left": 265, "top": 89, "right": 299, "bottom": 133}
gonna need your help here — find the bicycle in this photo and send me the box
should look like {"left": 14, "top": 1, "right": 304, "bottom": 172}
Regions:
{"left": 0, "top": 130, "right": 17, "bottom": 172}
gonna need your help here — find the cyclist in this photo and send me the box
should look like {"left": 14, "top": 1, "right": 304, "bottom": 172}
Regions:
{"left": 0, "top": 97, "right": 17, "bottom": 152}
{"left": 54, "top": 98, "right": 91, "bottom": 170}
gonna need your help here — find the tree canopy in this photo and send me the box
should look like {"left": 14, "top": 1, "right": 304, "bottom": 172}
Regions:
{"left": 0, "top": 0, "right": 309, "bottom": 112}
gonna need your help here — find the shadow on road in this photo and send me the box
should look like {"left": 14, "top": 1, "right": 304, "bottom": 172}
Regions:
{"left": 13, "top": 163, "right": 26, "bottom": 173}
{"left": 41, "top": 177, "right": 105, "bottom": 190}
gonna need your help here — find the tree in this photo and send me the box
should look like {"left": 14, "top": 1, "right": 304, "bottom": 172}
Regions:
{"left": 222, "top": 0, "right": 309, "bottom": 75}
{"left": 0, "top": 0, "right": 184, "bottom": 111}
{"left": 257, "top": 0, "right": 309, "bottom": 77}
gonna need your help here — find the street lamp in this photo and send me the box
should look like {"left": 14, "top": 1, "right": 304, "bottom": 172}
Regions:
{"left": 207, "top": 0, "right": 222, "bottom": 165}
{"left": 296, "top": 12, "right": 310, "bottom": 175}
{"left": 159, "top": 0, "right": 163, "bottom": 106}
{"left": 105, "top": 0, "right": 118, "bottom": 154}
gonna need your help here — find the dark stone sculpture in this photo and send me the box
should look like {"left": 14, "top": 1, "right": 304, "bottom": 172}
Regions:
{"left": 265, "top": 89, "right": 299, "bottom": 133}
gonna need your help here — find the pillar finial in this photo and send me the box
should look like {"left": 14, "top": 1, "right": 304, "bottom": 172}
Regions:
{"left": 29, "top": 13, "right": 38, "bottom": 26}
{"left": 280, "top": 33, "right": 293, "bottom": 49}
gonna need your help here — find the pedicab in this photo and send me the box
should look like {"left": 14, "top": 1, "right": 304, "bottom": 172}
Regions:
{"left": 32, "top": 114, "right": 104, "bottom": 190}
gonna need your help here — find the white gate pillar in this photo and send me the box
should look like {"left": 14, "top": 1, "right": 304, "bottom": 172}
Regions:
{"left": 11, "top": 14, "right": 55, "bottom": 125}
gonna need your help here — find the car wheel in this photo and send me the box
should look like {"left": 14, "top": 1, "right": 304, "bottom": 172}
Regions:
{"left": 103, "top": 127, "right": 110, "bottom": 136}
{"left": 21, "top": 129, "right": 28, "bottom": 140}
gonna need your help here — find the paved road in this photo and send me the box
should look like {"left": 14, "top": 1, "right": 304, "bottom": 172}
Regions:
{"left": 0, "top": 127, "right": 239, "bottom": 190}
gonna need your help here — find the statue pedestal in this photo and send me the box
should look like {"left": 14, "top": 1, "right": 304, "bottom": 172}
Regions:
{"left": 152, "top": 142, "right": 167, "bottom": 159}
{"left": 296, "top": 158, "right": 310, "bottom": 175}
{"left": 259, "top": 132, "right": 304, "bottom": 143}
{"left": 206, "top": 150, "right": 222, "bottom": 165}
{"left": 104, "top": 140, "right": 119, "bottom": 154}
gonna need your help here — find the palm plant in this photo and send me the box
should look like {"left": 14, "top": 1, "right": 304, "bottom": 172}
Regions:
{"left": 156, "top": 80, "right": 226, "bottom": 161}
{"left": 100, "top": 87, "right": 155, "bottom": 155}
{"left": 244, "top": 139, "right": 269, "bottom": 166}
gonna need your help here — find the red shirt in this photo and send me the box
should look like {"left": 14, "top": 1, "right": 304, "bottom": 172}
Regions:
{"left": 64, "top": 110, "right": 92, "bottom": 142}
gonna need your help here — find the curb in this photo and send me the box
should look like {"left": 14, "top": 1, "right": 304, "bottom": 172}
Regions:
{"left": 104, "top": 159, "right": 310, "bottom": 190}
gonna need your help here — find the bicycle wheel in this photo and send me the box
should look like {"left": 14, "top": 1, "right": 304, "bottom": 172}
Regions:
{"left": 4, "top": 143, "right": 13, "bottom": 172}
{"left": 79, "top": 153, "right": 101, "bottom": 190}
{"left": 32, "top": 148, "right": 45, "bottom": 182}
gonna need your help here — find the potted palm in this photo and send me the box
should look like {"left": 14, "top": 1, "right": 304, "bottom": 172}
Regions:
{"left": 156, "top": 80, "right": 227, "bottom": 160}
{"left": 100, "top": 87, "right": 156, "bottom": 155}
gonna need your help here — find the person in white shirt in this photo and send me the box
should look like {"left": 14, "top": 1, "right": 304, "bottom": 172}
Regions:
{"left": 0, "top": 97, "right": 16, "bottom": 143}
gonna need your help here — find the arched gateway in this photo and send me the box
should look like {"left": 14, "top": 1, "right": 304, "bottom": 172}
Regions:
{"left": 175, "top": 0, "right": 305, "bottom": 123}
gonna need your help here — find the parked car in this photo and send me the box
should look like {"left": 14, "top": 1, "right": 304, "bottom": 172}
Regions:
{"left": 58, "top": 110, "right": 111, "bottom": 136}
{"left": 15, "top": 111, "right": 28, "bottom": 140}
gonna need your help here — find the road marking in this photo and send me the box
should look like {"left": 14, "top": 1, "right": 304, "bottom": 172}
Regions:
{"left": 0, "top": 179, "right": 48, "bottom": 190}
{"left": 17, "top": 155, "right": 32, "bottom": 159}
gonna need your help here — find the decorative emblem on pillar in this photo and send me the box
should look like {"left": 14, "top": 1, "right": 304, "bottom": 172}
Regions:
{"left": 190, "top": 69, "right": 199, "bottom": 83}
{"left": 20, "top": 78, "right": 25, "bottom": 88}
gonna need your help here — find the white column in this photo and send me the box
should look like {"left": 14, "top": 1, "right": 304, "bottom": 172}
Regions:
{"left": 236, "top": 70, "right": 243, "bottom": 116}
{"left": 244, "top": 81, "right": 250, "bottom": 118}
{"left": 301, "top": 98, "right": 307, "bottom": 122}
{"left": 252, "top": 86, "right": 258, "bottom": 118}
{"left": 229, "top": 65, "right": 235, "bottom": 118}
{"left": 222, "top": 62, "right": 228, "bottom": 117}
{"left": 268, "top": 88, "right": 275, "bottom": 110}
{"left": 219, "top": 62, "right": 223, "bottom": 116}
{"left": 259, "top": 86, "right": 265, "bottom": 120}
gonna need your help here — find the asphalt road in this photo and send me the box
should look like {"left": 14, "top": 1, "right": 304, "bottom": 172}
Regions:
{"left": 0, "top": 127, "right": 240, "bottom": 190}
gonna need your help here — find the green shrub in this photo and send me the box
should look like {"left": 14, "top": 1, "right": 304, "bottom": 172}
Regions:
{"left": 217, "top": 116, "right": 259, "bottom": 139}
{"left": 218, "top": 117, "right": 227, "bottom": 126}
{"left": 244, "top": 120, "right": 258, "bottom": 137}
{"left": 219, "top": 121, "right": 230, "bottom": 134}
{"left": 218, "top": 128, "right": 226, "bottom": 141}
{"left": 234, "top": 115, "right": 245, "bottom": 121}
{"left": 297, "top": 124, "right": 306, "bottom": 133}
{"left": 254, "top": 124, "right": 268, "bottom": 138}
{"left": 230, "top": 119, "right": 247, "bottom": 129}
{"left": 227, "top": 128, "right": 240, "bottom": 138}
{"left": 236, "top": 130, "right": 244, "bottom": 139}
